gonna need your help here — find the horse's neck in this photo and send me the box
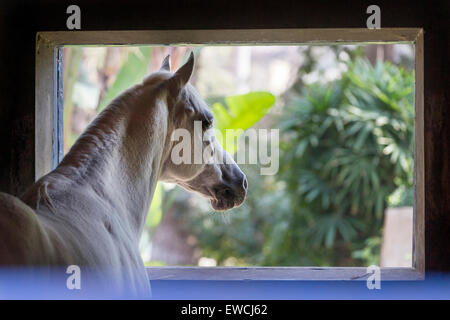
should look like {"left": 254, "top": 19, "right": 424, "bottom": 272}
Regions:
{"left": 37, "top": 85, "right": 168, "bottom": 236}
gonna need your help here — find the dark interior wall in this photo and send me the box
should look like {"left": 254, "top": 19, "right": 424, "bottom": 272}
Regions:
{"left": 0, "top": 0, "right": 448, "bottom": 271}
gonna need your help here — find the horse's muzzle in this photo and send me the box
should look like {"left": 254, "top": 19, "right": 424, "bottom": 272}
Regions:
{"left": 211, "top": 173, "right": 248, "bottom": 211}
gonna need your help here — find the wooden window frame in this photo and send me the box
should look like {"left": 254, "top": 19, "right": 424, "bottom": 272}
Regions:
{"left": 35, "top": 28, "right": 424, "bottom": 281}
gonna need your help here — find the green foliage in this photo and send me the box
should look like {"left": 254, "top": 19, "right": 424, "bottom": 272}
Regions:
{"left": 352, "top": 236, "right": 382, "bottom": 266}
{"left": 211, "top": 92, "right": 276, "bottom": 153}
{"left": 276, "top": 57, "right": 414, "bottom": 265}
{"left": 387, "top": 185, "right": 414, "bottom": 208}
{"left": 181, "top": 56, "right": 414, "bottom": 266}
{"left": 146, "top": 183, "right": 163, "bottom": 228}
{"left": 97, "top": 47, "right": 152, "bottom": 111}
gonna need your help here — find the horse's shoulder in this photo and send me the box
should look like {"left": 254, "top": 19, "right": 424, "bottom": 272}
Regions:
{"left": 0, "top": 192, "right": 38, "bottom": 232}
{"left": 0, "top": 192, "right": 62, "bottom": 265}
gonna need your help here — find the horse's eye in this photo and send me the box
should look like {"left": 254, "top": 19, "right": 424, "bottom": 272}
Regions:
{"left": 202, "top": 118, "right": 213, "bottom": 130}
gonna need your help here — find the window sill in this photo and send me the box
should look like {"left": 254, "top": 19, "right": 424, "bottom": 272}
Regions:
{"left": 146, "top": 266, "right": 424, "bottom": 281}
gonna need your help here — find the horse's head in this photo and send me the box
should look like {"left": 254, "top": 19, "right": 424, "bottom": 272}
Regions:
{"left": 149, "top": 53, "right": 247, "bottom": 211}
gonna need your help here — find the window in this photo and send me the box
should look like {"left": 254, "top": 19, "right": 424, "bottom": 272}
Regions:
{"left": 36, "top": 29, "right": 424, "bottom": 280}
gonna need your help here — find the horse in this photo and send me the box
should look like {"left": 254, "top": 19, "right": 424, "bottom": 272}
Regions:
{"left": 0, "top": 53, "right": 247, "bottom": 296}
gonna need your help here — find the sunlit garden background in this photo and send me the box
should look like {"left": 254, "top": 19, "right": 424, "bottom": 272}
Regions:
{"left": 63, "top": 44, "right": 415, "bottom": 267}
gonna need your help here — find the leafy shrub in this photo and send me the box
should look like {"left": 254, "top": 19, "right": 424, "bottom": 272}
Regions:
{"left": 276, "top": 58, "right": 414, "bottom": 265}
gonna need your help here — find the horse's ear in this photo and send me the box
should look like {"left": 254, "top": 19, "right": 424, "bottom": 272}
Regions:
{"left": 171, "top": 52, "right": 194, "bottom": 90}
{"left": 159, "top": 55, "right": 171, "bottom": 71}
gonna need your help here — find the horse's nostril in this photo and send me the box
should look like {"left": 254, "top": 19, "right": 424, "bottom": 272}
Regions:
{"left": 243, "top": 177, "right": 248, "bottom": 190}
{"left": 225, "top": 189, "right": 232, "bottom": 197}
{"left": 218, "top": 188, "right": 233, "bottom": 199}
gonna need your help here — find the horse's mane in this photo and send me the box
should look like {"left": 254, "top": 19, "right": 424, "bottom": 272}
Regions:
{"left": 55, "top": 85, "right": 145, "bottom": 181}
